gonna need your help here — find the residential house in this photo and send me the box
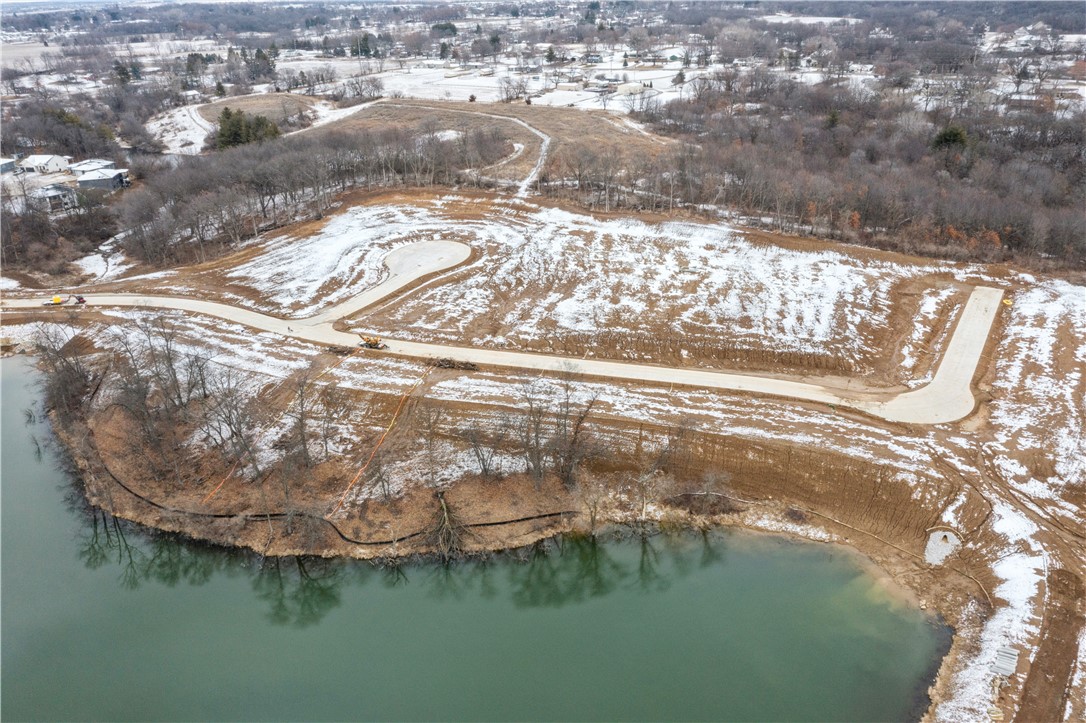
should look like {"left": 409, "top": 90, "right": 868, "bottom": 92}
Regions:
{"left": 68, "top": 159, "right": 116, "bottom": 176}
{"left": 28, "top": 184, "right": 79, "bottom": 211}
{"left": 76, "top": 168, "right": 130, "bottom": 191}
{"left": 18, "top": 154, "right": 70, "bottom": 174}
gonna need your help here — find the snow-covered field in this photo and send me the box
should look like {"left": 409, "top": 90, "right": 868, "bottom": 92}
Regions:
{"left": 145, "top": 105, "right": 215, "bottom": 154}
{"left": 898, "top": 286, "right": 961, "bottom": 387}
{"left": 987, "top": 279, "right": 1086, "bottom": 521}
{"left": 73, "top": 240, "right": 136, "bottom": 283}
{"left": 219, "top": 197, "right": 968, "bottom": 369}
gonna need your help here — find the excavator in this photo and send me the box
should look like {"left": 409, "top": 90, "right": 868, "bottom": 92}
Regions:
{"left": 43, "top": 294, "right": 86, "bottom": 306}
{"left": 358, "top": 335, "right": 387, "bottom": 350}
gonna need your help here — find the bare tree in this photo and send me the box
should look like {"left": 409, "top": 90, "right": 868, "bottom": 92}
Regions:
{"left": 516, "top": 380, "right": 549, "bottom": 484}
{"left": 205, "top": 368, "right": 264, "bottom": 478}
{"left": 631, "top": 465, "right": 671, "bottom": 521}
{"left": 34, "top": 322, "right": 94, "bottom": 423}
{"left": 459, "top": 415, "right": 509, "bottom": 481}
{"left": 285, "top": 366, "right": 318, "bottom": 469}
{"left": 427, "top": 491, "right": 469, "bottom": 559}
{"left": 414, "top": 400, "right": 447, "bottom": 485}
{"left": 318, "top": 384, "right": 350, "bottom": 458}
{"left": 578, "top": 475, "right": 610, "bottom": 535}
{"left": 366, "top": 450, "right": 394, "bottom": 503}
{"left": 548, "top": 380, "right": 599, "bottom": 488}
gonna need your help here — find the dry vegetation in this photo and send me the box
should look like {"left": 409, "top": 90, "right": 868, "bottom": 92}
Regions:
{"left": 383, "top": 99, "right": 678, "bottom": 183}
{"left": 324, "top": 102, "right": 542, "bottom": 182}
{"left": 197, "top": 92, "right": 317, "bottom": 124}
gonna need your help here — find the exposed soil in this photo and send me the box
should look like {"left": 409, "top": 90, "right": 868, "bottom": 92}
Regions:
{"left": 78, "top": 189, "right": 1009, "bottom": 385}
{"left": 1015, "top": 569, "right": 1085, "bottom": 722}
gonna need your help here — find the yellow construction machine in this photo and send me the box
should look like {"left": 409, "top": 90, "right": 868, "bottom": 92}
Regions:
{"left": 359, "top": 336, "right": 388, "bottom": 350}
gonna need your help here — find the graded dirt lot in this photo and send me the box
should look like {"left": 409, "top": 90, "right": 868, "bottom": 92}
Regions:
{"left": 83, "top": 190, "right": 999, "bottom": 385}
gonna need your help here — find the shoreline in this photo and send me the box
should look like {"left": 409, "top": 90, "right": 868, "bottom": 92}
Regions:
{"left": 54, "top": 404, "right": 968, "bottom": 722}
{"left": 4, "top": 298, "right": 1079, "bottom": 723}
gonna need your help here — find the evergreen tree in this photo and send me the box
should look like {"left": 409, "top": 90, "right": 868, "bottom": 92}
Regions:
{"left": 215, "top": 107, "right": 280, "bottom": 149}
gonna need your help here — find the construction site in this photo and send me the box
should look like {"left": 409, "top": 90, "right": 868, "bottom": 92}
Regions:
{"left": 2, "top": 184, "right": 1082, "bottom": 722}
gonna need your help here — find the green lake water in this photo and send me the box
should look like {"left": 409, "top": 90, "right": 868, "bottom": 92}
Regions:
{"left": 1, "top": 356, "right": 950, "bottom": 722}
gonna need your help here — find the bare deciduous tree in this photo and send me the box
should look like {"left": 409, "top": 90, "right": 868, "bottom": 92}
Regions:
{"left": 549, "top": 381, "right": 599, "bottom": 488}
{"left": 516, "top": 380, "right": 549, "bottom": 485}
{"left": 414, "top": 400, "right": 447, "bottom": 485}
{"left": 459, "top": 415, "right": 509, "bottom": 481}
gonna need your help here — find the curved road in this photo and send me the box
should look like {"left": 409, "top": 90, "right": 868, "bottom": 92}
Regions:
{"left": 381, "top": 102, "right": 551, "bottom": 197}
{"left": 1, "top": 243, "right": 1004, "bottom": 425}
{"left": 305, "top": 240, "right": 471, "bottom": 324}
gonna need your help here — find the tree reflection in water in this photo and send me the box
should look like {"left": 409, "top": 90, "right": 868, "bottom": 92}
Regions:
{"left": 75, "top": 511, "right": 730, "bottom": 624}
{"left": 253, "top": 557, "right": 342, "bottom": 628}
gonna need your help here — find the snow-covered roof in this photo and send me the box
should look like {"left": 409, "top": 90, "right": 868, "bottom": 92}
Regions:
{"left": 78, "top": 168, "right": 128, "bottom": 181}
{"left": 20, "top": 154, "right": 65, "bottom": 166}
{"left": 69, "top": 159, "right": 116, "bottom": 173}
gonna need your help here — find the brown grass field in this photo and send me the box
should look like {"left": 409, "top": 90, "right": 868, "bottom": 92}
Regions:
{"left": 198, "top": 93, "right": 317, "bottom": 124}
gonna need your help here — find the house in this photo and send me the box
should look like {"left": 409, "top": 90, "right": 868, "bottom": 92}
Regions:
{"left": 76, "top": 168, "right": 130, "bottom": 191}
{"left": 18, "top": 154, "right": 70, "bottom": 174}
{"left": 0, "top": 158, "right": 15, "bottom": 174}
{"left": 68, "top": 159, "right": 116, "bottom": 176}
{"left": 28, "top": 184, "right": 78, "bottom": 211}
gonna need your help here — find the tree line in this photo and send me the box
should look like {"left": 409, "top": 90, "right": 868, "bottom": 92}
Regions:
{"left": 117, "top": 125, "right": 508, "bottom": 266}
{"left": 541, "top": 70, "right": 1084, "bottom": 268}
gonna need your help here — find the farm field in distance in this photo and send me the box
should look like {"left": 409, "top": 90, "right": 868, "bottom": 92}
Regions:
{"left": 1, "top": 1, "right": 1084, "bottom": 721}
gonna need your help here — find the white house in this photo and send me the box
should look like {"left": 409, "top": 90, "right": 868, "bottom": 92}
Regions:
{"left": 68, "top": 159, "right": 116, "bottom": 176}
{"left": 19, "top": 154, "right": 70, "bottom": 174}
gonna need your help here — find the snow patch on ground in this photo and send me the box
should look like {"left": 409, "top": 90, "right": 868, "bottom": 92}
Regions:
{"left": 744, "top": 513, "right": 834, "bottom": 542}
{"left": 0, "top": 276, "right": 20, "bottom": 291}
{"left": 1069, "top": 627, "right": 1086, "bottom": 720}
{"left": 936, "top": 499, "right": 1044, "bottom": 722}
{"left": 146, "top": 104, "right": 214, "bottom": 155}
{"left": 900, "top": 286, "right": 958, "bottom": 387}
{"left": 988, "top": 279, "right": 1086, "bottom": 499}
{"left": 310, "top": 199, "right": 953, "bottom": 368}
{"left": 223, "top": 204, "right": 477, "bottom": 317}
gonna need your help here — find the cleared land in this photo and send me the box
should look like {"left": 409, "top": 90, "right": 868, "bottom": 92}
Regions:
{"left": 196, "top": 93, "right": 317, "bottom": 124}
{"left": 94, "top": 192, "right": 992, "bottom": 382}
{"left": 0, "top": 281, "right": 1004, "bottom": 424}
